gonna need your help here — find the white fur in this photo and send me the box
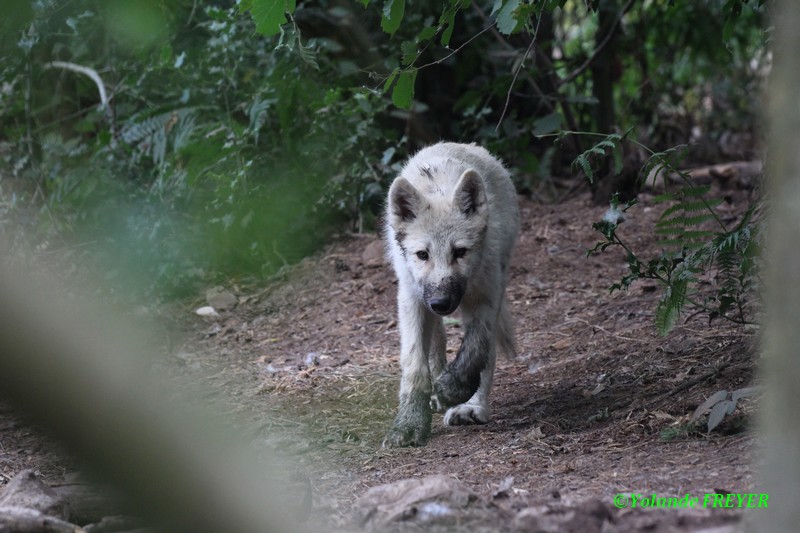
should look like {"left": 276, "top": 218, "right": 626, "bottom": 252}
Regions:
{"left": 383, "top": 142, "right": 520, "bottom": 447}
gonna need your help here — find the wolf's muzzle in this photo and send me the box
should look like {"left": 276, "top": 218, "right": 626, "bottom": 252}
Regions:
{"left": 424, "top": 277, "right": 466, "bottom": 316}
{"left": 428, "top": 296, "right": 459, "bottom": 315}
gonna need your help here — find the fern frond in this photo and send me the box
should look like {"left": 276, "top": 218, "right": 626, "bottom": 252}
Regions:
{"left": 121, "top": 114, "right": 169, "bottom": 144}
{"left": 640, "top": 145, "right": 690, "bottom": 188}
{"left": 611, "top": 139, "right": 623, "bottom": 175}
{"left": 572, "top": 133, "right": 626, "bottom": 184}
{"left": 654, "top": 226, "right": 689, "bottom": 236}
{"left": 655, "top": 279, "right": 688, "bottom": 335}
{"left": 657, "top": 237, "right": 686, "bottom": 248}
{"left": 657, "top": 213, "right": 715, "bottom": 228}
{"left": 574, "top": 153, "right": 594, "bottom": 183}
{"left": 678, "top": 230, "right": 716, "bottom": 240}
{"left": 652, "top": 192, "right": 675, "bottom": 203}
{"left": 120, "top": 108, "right": 200, "bottom": 167}
{"left": 681, "top": 185, "right": 712, "bottom": 197}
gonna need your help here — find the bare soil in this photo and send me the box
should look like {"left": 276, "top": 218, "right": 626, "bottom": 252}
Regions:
{"left": 0, "top": 184, "right": 761, "bottom": 532}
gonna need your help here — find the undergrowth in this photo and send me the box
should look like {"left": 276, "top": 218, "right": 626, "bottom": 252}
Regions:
{"left": 570, "top": 131, "right": 761, "bottom": 335}
{"left": 1, "top": 3, "right": 396, "bottom": 301}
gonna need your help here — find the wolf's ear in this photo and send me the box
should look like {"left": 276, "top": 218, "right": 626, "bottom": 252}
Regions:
{"left": 389, "top": 178, "right": 424, "bottom": 225}
{"left": 453, "top": 169, "right": 486, "bottom": 217}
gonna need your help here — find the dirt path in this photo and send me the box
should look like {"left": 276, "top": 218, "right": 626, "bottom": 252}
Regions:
{"left": 176, "top": 190, "right": 758, "bottom": 531}
{"left": 0, "top": 189, "right": 759, "bottom": 531}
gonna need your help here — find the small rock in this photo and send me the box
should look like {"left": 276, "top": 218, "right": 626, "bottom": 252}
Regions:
{"left": 83, "top": 515, "right": 146, "bottom": 532}
{"left": 492, "top": 476, "right": 514, "bottom": 499}
{"left": 195, "top": 306, "right": 219, "bottom": 318}
{"left": 513, "top": 507, "right": 549, "bottom": 532}
{"left": 205, "top": 286, "right": 237, "bottom": 311}
{"left": 353, "top": 475, "right": 475, "bottom": 528}
{"left": 563, "top": 498, "right": 613, "bottom": 533}
{"left": 417, "top": 501, "right": 451, "bottom": 521}
{"left": 0, "top": 506, "right": 79, "bottom": 532}
{"left": 205, "top": 323, "right": 222, "bottom": 336}
{"left": 0, "top": 470, "right": 70, "bottom": 521}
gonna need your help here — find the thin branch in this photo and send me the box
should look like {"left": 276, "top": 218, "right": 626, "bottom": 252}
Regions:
{"left": 186, "top": 0, "right": 199, "bottom": 27}
{"left": 412, "top": 24, "right": 494, "bottom": 71}
{"left": 642, "top": 360, "right": 730, "bottom": 409}
{"left": 566, "top": 316, "right": 647, "bottom": 342}
{"left": 44, "top": 61, "right": 116, "bottom": 144}
{"left": 496, "top": 16, "right": 542, "bottom": 131}
{"left": 45, "top": 61, "right": 110, "bottom": 110}
{"left": 370, "top": 23, "right": 494, "bottom": 93}
{"left": 471, "top": 4, "right": 553, "bottom": 106}
{"left": 472, "top": 5, "right": 581, "bottom": 152}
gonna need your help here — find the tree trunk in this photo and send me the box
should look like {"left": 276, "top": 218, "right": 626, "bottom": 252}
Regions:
{"left": 757, "top": 1, "right": 800, "bottom": 531}
{"left": 590, "top": 0, "right": 629, "bottom": 204}
{"left": 591, "top": 0, "right": 618, "bottom": 136}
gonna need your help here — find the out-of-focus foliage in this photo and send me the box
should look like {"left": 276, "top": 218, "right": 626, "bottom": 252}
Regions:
{"left": 1, "top": 1, "right": 395, "bottom": 298}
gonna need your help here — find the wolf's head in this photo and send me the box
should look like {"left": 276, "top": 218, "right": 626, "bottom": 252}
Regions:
{"left": 388, "top": 169, "right": 489, "bottom": 316}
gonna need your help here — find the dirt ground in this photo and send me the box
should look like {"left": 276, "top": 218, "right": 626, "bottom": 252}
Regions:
{"left": 0, "top": 181, "right": 761, "bottom": 531}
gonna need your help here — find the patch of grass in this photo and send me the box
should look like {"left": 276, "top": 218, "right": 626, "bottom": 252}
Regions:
{"left": 660, "top": 422, "right": 703, "bottom": 442}
{"left": 262, "top": 373, "right": 398, "bottom": 450}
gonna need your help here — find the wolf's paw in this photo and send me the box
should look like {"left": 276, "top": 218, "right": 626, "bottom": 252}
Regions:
{"left": 382, "top": 423, "right": 430, "bottom": 448}
{"left": 383, "top": 395, "right": 432, "bottom": 447}
{"left": 433, "top": 369, "right": 478, "bottom": 409}
{"left": 443, "top": 404, "right": 490, "bottom": 426}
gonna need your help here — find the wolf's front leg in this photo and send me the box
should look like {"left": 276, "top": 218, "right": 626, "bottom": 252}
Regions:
{"left": 383, "top": 295, "right": 438, "bottom": 448}
{"left": 431, "top": 306, "right": 495, "bottom": 411}
{"left": 443, "top": 354, "right": 495, "bottom": 425}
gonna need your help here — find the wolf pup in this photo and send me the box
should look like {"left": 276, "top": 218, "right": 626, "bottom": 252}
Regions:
{"left": 383, "top": 142, "right": 520, "bottom": 447}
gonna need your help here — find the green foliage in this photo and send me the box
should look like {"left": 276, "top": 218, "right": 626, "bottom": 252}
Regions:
{"left": 492, "top": 0, "right": 524, "bottom": 35}
{"left": 659, "top": 423, "right": 702, "bottom": 442}
{"left": 570, "top": 130, "right": 628, "bottom": 184}
{"left": 0, "top": 0, "right": 769, "bottom": 309}
{"left": 381, "top": 0, "right": 406, "bottom": 35}
{"left": 581, "top": 134, "right": 760, "bottom": 335}
{"left": 240, "top": 0, "right": 297, "bottom": 37}
{"left": 389, "top": 69, "right": 417, "bottom": 109}
{"left": 1, "top": 1, "right": 394, "bottom": 300}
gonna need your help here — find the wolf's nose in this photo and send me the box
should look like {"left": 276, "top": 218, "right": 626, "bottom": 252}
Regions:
{"left": 429, "top": 298, "right": 453, "bottom": 315}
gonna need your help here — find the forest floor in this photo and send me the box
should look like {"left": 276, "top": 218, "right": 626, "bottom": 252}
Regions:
{"left": 1, "top": 176, "right": 762, "bottom": 532}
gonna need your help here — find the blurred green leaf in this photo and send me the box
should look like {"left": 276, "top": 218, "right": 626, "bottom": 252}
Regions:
{"left": 100, "top": 0, "right": 169, "bottom": 49}
{"left": 492, "top": 0, "right": 522, "bottom": 35}
{"left": 392, "top": 69, "right": 417, "bottom": 109}
{"left": 532, "top": 113, "right": 562, "bottom": 136}
{"left": 381, "top": 0, "right": 405, "bottom": 35}
{"left": 247, "top": 0, "right": 297, "bottom": 37}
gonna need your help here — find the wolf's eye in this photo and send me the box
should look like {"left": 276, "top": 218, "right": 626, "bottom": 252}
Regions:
{"left": 453, "top": 247, "right": 468, "bottom": 260}
{"left": 415, "top": 251, "right": 429, "bottom": 261}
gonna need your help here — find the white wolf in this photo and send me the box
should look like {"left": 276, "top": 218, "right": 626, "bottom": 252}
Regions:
{"left": 383, "top": 142, "right": 520, "bottom": 447}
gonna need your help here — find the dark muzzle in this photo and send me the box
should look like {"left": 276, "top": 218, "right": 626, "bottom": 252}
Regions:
{"left": 424, "top": 277, "right": 466, "bottom": 316}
